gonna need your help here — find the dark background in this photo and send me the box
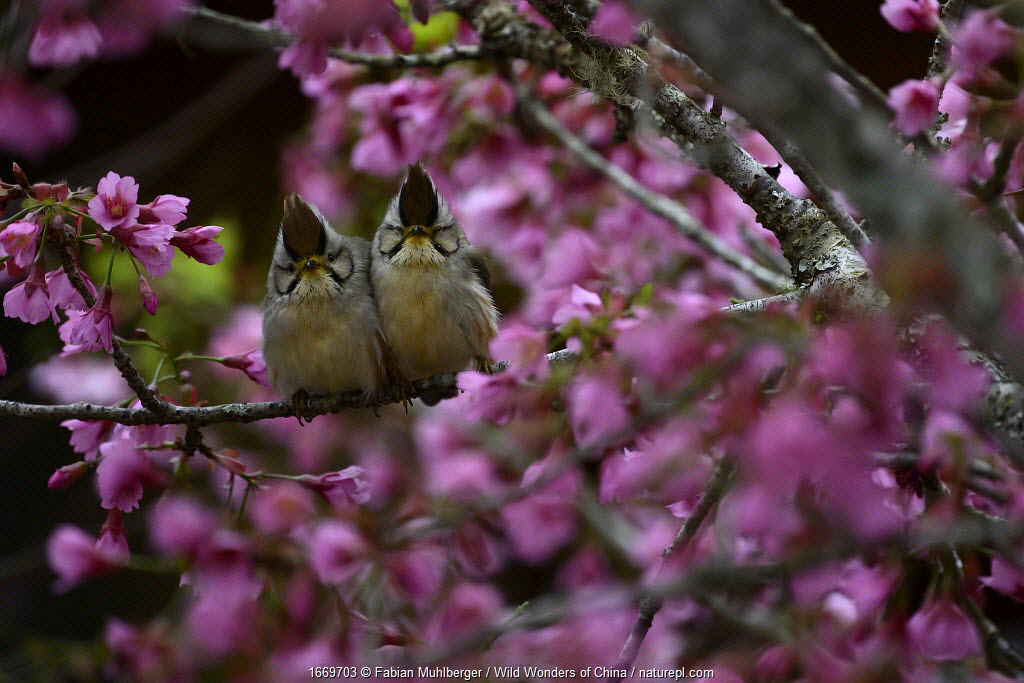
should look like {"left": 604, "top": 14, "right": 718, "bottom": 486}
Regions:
{"left": 0, "top": 0, "right": 937, "bottom": 676}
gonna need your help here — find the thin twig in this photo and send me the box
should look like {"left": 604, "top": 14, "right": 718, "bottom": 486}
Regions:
{"left": 761, "top": 0, "right": 888, "bottom": 113}
{"left": 184, "top": 6, "right": 484, "bottom": 69}
{"left": 53, "top": 233, "right": 172, "bottom": 418}
{"left": 607, "top": 456, "right": 736, "bottom": 682}
{"left": 519, "top": 94, "right": 792, "bottom": 291}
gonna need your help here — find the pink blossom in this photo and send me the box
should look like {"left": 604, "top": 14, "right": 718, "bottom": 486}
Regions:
{"left": 0, "top": 221, "right": 41, "bottom": 270}
{"left": 65, "top": 286, "right": 114, "bottom": 353}
{"left": 4, "top": 262, "right": 58, "bottom": 324}
{"left": 308, "top": 520, "right": 367, "bottom": 586}
{"left": 914, "top": 320, "right": 988, "bottom": 410}
{"left": 138, "top": 194, "right": 189, "bottom": 226}
{"left": 920, "top": 409, "right": 978, "bottom": 469}
{"left": 500, "top": 472, "right": 581, "bottom": 564}
{"left": 453, "top": 523, "right": 505, "bottom": 577}
{"left": 490, "top": 323, "right": 550, "bottom": 381}
{"left": 88, "top": 171, "right": 140, "bottom": 231}
{"left": 880, "top": 0, "right": 940, "bottom": 32}
{"left": 456, "top": 371, "right": 520, "bottom": 425}
{"left": 149, "top": 495, "right": 217, "bottom": 557}
{"left": 349, "top": 77, "right": 453, "bottom": 175}
{"left": 46, "top": 523, "right": 127, "bottom": 592}
{"left": 47, "top": 460, "right": 92, "bottom": 489}
{"left": 185, "top": 548, "right": 262, "bottom": 657}
{"left": 299, "top": 466, "right": 371, "bottom": 507}
{"left": 96, "top": 436, "right": 164, "bottom": 512}
{"left": 567, "top": 370, "right": 630, "bottom": 449}
{"left": 386, "top": 545, "right": 446, "bottom": 608}
{"left": 274, "top": 0, "right": 407, "bottom": 77}
{"left": 951, "top": 10, "right": 1019, "bottom": 72}
{"left": 248, "top": 481, "right": 315, "bottom": 535}
{"left": 29, "top": 10, "right": 102, "bottom": 67}
{"left": 170, "top": 225, "right": 224, "bottom": 265}
{"left": 906, "top": 598, "right": 982, "bottom": 661}
{"left": 426, "top": 582, "right": 504, "bottom": 640}
{"left": 888, "top": 79, "right": 940, "bottom": 137}
{"left": 0, "top": 70, "right": 77, "bottom": 161}
{"left": 220, "top": 348, "right": 271, "bottom": 388}
{"left": 981, "top": 556, "right": 1024, "bottom": 600}
{"left": 61, "top": 419, "right": 114, "bottom": 458}
{"left": 97, "top": 510, "right": 130, "bottom": 558}
{"left": 590, "top": 0, "right": 639, "bottom": 45}
{"left": 93, "top": 0, "right": 192, "bottom": 57}
{"left": 110, "top": 222, "right": 175, "bottom": 277}
{"left": 45, "top": 266, "right": 96, "bottom": 311}
{"left": 552, "top": 283, "right": 603, "bottom": 326}
{"left": 136, "top": 275, "right": 158, "bottom": 314}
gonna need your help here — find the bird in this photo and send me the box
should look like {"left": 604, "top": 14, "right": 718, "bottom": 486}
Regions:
{"left": 262, "top": 194, "right": 392, "bottom": 419}
{"left": 371, "top": 163, "right": 499, "bottom": 403}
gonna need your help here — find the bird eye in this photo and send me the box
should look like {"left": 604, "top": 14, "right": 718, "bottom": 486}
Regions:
{"left": 327, "top": 252, "right": 336, "bottom": 263}
{"left": 287, "top": 263, "right": 296, "bottom": 274}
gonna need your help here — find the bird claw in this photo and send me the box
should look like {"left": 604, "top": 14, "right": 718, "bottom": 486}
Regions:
{"left": 290, "top": 389, "right": 315, "bottom": 424}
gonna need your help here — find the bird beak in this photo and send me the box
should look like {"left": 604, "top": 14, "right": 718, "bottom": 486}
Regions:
{"left": 409, "top": 226, "right": 427, "bottom": 237}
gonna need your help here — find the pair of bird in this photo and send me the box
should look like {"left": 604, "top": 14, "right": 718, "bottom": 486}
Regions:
{"left": 261, "top": 164, "right": 499, "bottom": 413}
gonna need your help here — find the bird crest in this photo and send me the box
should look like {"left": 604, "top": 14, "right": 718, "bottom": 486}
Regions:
{"left": 281, "top": 193, "right": 326, "bottom": 258}
{"left": 398, "top": 163, "right": 439, "bottom": 227}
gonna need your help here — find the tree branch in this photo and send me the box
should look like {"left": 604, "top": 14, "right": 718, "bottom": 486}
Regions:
{"left": 518, "top": 93, "right": 792, "bottom": 292}
{"left": 0, "top": 350, "right": 578, "bottom": 426}
{"left": 183, "top": 6, "right": 484, "bottom": 69}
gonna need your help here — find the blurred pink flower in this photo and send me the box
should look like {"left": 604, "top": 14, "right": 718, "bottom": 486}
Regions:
{"left": 551, "top": 283, "right": 603, "bottom": 327}
{"left": 96, "top": 436, "right": 165, "bottom": 511}
{"left": 4, "top": 262, "right": 58, "bottom": 325}
{"left": 65, "top": 286, "right": 114, "bottom": 353}
{"left": 0, "top": 221, "right": 41, "bottom": 270}
{"left": 880, "top": 0, "right": 940, "bottom": 32}
{"left": 94, "top": 0, "right": 193, "bottom": 57}
{"left": 590, "top": 0, "right": 639, "bottom": 45}
{"left": 888, "top": 79, "right": 940, "bottom": 137}
{"left": 138, "top": 194, "right": 189, "bottom": 226}
{"left": 249, "top": 481, "right": 315, "bottom": 535}
{"left": 500, "top": 472, "right": 580, "bottom": 565}
{"left": 29, "top": 10, "right": 102, "bottom": 67}
{"left": 426, "top": 582, "right": 504, "bottom": 640}
{"left": 88, "top": 171, "right": 140, "bottom": 231}
{"left": 567, "top": 370, "right": 630, "bottom": 449}
{"left": 170, "top": 225, "right": 224, "bottom": 265}
{"left": 149, "top": 495, "right": 217, "bottom": 557}
{"left": 456, "top": 371, "right": 520, "bottom": 425}
{"left": 0, "top": 71, "right": 77, "bottom": 161}
{"left": 308, "top": 520, "right": 367, "bottom": 586}
{"left": 906, "top": 598, "right": 982, "bottom": 661}
{"left": 951, "top": 10, "right": 1019, "bottom": 72}
{"left": 349, "top": 77, "right": 453, "bottom": 175}
{"left": 981, "top": 556, "right": 1024, "bottom": 600}
{"left": 386, "top": 545, "right": 446, "bottom": 608}
{"left": 274, "top": 0, "right": 407, "bottom": 77}
{"left": 490, "top": 323, "right": 550, "bottom": 381}
{"left": 46, "top": 523, "right": 127, "bottom": 592}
